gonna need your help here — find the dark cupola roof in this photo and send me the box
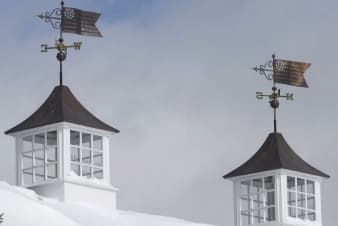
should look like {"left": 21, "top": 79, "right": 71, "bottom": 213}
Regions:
{"left": 223, "top": 132, "right": 329, "bottom": 179}
{"left": 5, "top": 85, "right": 119, "bottom": 134}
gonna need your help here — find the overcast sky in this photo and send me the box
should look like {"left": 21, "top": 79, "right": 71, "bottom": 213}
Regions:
{"left": 0, "top": 1, "right": 337, "bottom": 225}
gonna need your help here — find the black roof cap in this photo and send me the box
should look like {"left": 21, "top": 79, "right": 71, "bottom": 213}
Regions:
{"left": 223, "top": 133, "right": 329, "bottom": 179}
{"left": 5, "top": 85, "right": 120, "bottom": 134}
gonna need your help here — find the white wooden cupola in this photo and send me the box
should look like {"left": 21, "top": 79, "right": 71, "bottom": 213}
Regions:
{"left": 5, "top": 85, "right": 119, "bottom": 211}
{"left": 224, "top": 132, "right": 329, "bottom": 226}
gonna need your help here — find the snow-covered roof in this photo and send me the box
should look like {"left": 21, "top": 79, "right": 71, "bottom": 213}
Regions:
{"left": 0, "top": 182, "right": 215, "bottom": 226}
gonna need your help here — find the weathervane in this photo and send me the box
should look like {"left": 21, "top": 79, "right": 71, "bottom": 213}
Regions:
{"left": 37, "top": 0, "right": 102, "bottom": 86}
{"left": 252, "top": 54, "right": 311, "bottom": 133}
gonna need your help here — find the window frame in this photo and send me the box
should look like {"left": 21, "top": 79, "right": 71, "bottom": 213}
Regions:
{"left": 239, "top": 176, "right": 276, "bottom": 226}
{"left": 70, "top": 130, "right": 104, "bottom": 179}
{"left": 21, "top": 130, "right": 58, "bottom": 186}
{"left": 287, "top": 176, "right": 317, "bottom": 222}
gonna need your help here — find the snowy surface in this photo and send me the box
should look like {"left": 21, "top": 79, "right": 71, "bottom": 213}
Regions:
{"left": 0, "top": 182, "right": 215, "bottom": 226}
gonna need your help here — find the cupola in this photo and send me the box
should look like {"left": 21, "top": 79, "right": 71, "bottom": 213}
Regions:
{"left": 5, "top": 85, "right": 120, "bottom": 210}
{"left": 224, "top": 132, "right": 329, "bottom": 226}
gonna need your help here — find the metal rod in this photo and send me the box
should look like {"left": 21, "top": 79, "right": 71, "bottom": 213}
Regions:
{"left": 60, "top": 0, "right": 64, "bottom": 39}
{"left": 272, "top": 54, "right": 276, "bottom": 133}
{"left": 60, "top": 61, "right": 63, "bottom": 86}
{"left": 59, "top": 0, "right": 64, "bottom": 86}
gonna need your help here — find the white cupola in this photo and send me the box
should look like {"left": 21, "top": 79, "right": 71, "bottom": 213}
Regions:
{"left": 223, "top": 132, "right": 329, "bottom": 226}
{"left": 5, "top": 85, "right": 119, "bottom": 211}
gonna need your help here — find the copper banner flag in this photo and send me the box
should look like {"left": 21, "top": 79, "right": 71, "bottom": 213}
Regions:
{"left": 61, "top": 7, "right": 102, "bottom": 37}
{"left": 273, "top": 59, "right": 311, "bottom": 88}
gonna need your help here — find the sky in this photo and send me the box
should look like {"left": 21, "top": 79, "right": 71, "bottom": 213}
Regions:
{"left": 0, "top": 0, "right": 337, "bottom": 225}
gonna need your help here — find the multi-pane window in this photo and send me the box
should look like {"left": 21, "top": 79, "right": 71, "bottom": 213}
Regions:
{"left": 240, "top": 176, "right": 276, "bottom": 225}
{"left": 70, "top": 130, "right": 103, "bottom": 179}
{"left": 287, "top": 176, "right": 316, "bottom": 221}
{"left": 22, "top": 131, "right": 58, "bottom": 186}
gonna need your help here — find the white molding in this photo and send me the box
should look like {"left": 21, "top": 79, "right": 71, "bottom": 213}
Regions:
{"left": 7, "top": 122, "right": 118, "bottom": 138}
{"left": 280, "top": 169, "right": 325, "bottom": 182}
{"left": 229, "top": 169, "right": 282, "bottom": 182}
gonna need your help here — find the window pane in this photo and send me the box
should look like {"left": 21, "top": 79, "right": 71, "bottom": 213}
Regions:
{"left": 253, "top": 209, "right": 264, "bottom": 224}
{"left": 240, "top": 180, "right": 250, "bottom": 195}
{"left": 93, "top": 168, "right": 103, "bottom": 179}
{"left": 266, "top": 191, "right": 275, "bottom": 206}
{"left": 287, "top": 177, "right": 295, "bottom": 190}
{"left": 241, "top": 211, "right": 250, "bottom": 226}
{"left": 297, "top": 178, "right": 305, "bottom": 192}
{"left": 308, "top": 211, "right": 316, "bottom": 221}
{"left": 240, "top": 196, "right": 250, "bottom": 211}
{"left": 307, "top": 195, "right": 315, "bottom": 210}
{"left": 23, "top": 136, "right": 33, "bottom": 152}
{"left": 82, "top": 166, "right": 91, "bottom": 178}
{"left": 252, "top": 178, "right": 263, "bottom": 193}
{"left": 253, "top": 193, "right": 263, "bottom": 209}
{"left": 264, "top": 176, "right": 274, "bottom": 190}
{"left": 93, "top": 135, "right": 103, "bottom": 150}
{"left": 47, "top": 164, "right": 57, "bottom": 179}
{"left": 288, "top": 192, "right": 296, "bottom": 206}
{"left": 298, "top": 209, "right": 306, "bottom": 220}
{"left": 82, "top": 149, "right": 91, "bottom": 164}
{"left": 70, "top": 147, "right": 80, "bottom": 162}
{"left": 70, "top": 131, "right": 80, "bottom": 146}
{"left": 288, "top": 207, "right": 296, "bottom": 218}
{"left": 71, "top": 163, "right": 80, "bottom": 176}
{"left": 298, "top": 194, "right": 306, "bottom": 208}
{"left": 23, "top": 152, "right": 33, "bottom": 169}
{"left": 34, "top": 134, "right": 45, "bottom": 150}
{"left": 93, "top": 151, "right": 103, "bottom": 167}
{"left": 23, "top": 169, "right": 33, "bottom": 185}
{"left": 47, "top": 131, "right": 57, "bottom": 146}
{"left": 82, "top": 133, "right": 91, "bottom": 148}
{"left": 35, "top": 167, "right": 45, "bottom": 183}
{"left": 307, "top": 180, "right": 315, "bottom": 194}
{"left": 47, "top": 148, "right": 57, "bottom": 162}
{"left": 47, "top": 148, "right": 57, "bottom": 163}
{"left": 265, "top": 207, "right": 275, "bottom": 221}
{"left": 34, "top": 150, "right": 44, "bottom": 166}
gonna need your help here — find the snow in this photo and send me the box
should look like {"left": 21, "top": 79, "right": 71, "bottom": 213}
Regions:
{"left": 0, "top": 182, "right": 215, "bottom": 226}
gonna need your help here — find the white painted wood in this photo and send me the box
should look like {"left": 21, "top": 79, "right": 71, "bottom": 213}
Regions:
{"left": 62, "top": 126, "right": 70, "bottom": 178}
{"left": 10, "top": 122, "right": 118, "bottom": 211}
{"left": 233, "top": 181, "right": 239, "bottom": 226}
{"left": 15, "top": 137, "right": 22, "bottom": 186}
{"left": 103, "top": 136, "right": 110, "bottom": 184}
{"left": 315, "top": 181, "right": 322, "bottom": 226}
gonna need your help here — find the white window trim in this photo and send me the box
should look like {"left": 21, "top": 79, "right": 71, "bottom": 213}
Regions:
{"left": 239, "top": 176, "right": 277, "bottom": 226}
{"left": 21, "top": 130, "right": 58, "bottom": 186}
{"left": 287, "top": 176, "right": 317, "bottom": 222}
